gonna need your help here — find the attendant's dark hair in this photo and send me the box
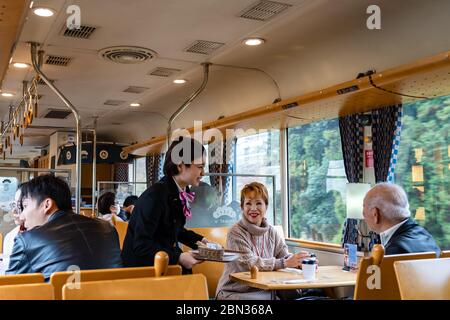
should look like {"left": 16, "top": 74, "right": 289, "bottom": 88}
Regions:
{"left": 163, "top": 136, "right": 205, "bottom": 177}
{"left": 20, "top": 174, "right": 72, "bottom": 211}
{"left": 97, "top": 192, "right": 116, "bottom": 214}
{"left": 123, "top": 195, "right": 138, "bottom": 207}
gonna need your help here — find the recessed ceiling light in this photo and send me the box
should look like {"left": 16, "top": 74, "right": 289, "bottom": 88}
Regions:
{"left": 33, "top": 7, "right": 55, "bottom": 17}
{"left": 12, "top": 62, "right": 30, "bottom": 69}
{"left": 243, "top": 38, "right": 265, "bottom": 46}
{"left": 130, "top": 103, "right": 140, "bottom": 107}
{"left": 1, "top": 93, "right": 14, "bottom": 97}
{"left": 173, "top": 79, "right": 187, "bottom": 84}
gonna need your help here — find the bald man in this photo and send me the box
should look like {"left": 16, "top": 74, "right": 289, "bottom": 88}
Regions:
{"left": 362, "top": 183, "right": 440, "bottom": 256}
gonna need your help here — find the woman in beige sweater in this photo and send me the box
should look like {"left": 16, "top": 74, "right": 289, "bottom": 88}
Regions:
{"left": 216, "top": 182, "right": 309, "bottom": 300}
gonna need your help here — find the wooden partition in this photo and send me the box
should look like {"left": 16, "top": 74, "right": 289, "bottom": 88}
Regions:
{"left": 354, "top": 244, "right": 438, "bottom": 300}
{"left": 62, "top": 274, "right": 208, "bottom": 300}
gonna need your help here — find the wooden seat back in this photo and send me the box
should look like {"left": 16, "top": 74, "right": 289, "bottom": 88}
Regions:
{"left": 0, "top": 283, "right": 54, "bottom": 300}
{"left": 440, "top": 250, "right": 450, "bottom": 258}
{"left": 111, "top": 215, "right": 128, "bottom": 249}
{"left": 394, "top": 258, "right": 450, "bottom": 299}
{"left": 188, "top": 227, "right": 228, "bottom": 298}
{"left": 50, "top": 251, "right": 180, "bottom": 299}
{"left": 62, "top": 274, "right": 208, "bottom": 300}
{"left": 0, "top": 273, "right": 45, "bottom": 286}
{"left": 354, "top": 244, "right": 437, "bottom": 300}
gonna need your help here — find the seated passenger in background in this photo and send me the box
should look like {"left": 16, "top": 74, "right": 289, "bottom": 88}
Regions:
{"left": 97, "top": 191, "right": 124, "bottom": 223}
{"left": 216, "top": 182, "right": 309, "bottom": 300}
{"left": 1, "top": 185, "right": 25, "bottom": 274}
{"left": 363, "top": 183, "right": 440, "bottom": 256}
{"left": 6, "top": 175, "right": 122, "bottom": 281}
{"left": 121, "top": 195, "right": 138, "bottom": 221}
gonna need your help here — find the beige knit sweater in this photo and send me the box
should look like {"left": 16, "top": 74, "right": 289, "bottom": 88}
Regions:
{"left": 216, "top": 217, "right": 290, "bottom": 300}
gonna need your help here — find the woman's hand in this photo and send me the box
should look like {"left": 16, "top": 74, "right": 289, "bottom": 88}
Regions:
{"left": 179, "top": 252, "right": 202, "bottom": 269}
{"left": 284, "top": 251, "right": 310, "bottom": 268}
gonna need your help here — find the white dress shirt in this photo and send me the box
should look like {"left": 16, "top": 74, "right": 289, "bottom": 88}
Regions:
{"left": 380, "top": 218, "right": 409, "bottom": 247}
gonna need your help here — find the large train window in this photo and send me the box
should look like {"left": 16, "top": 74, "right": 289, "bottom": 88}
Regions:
{"left": 0, "top": 177, "right": 19, "bottom": 236}
{"left": 395, "top": 94, "right": 450, "bottom": 250}
{"left": 288, "top": 118, "right": 347, "bottom": 243}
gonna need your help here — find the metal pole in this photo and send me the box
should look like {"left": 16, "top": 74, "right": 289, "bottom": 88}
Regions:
{"left": 167, "top": 62, "right": 210, "bottom": 148}
{"left": 30, "top": 42, "right": 82, "bottom": 214}
{"left": 91, "top": 120, "right": 97, "bottom": 216}
{"left": 280, "top": 129, "right": 289, "bottom": 237}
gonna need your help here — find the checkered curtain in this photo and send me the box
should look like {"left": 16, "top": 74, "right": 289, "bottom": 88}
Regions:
{"left": 146, "top": 153, "right": 164, "bottom": 187}
{"left": 114, "top": 163, "right": 129, "bottom": 182}
{"left": 339, "top": 113, "right": 365, "bottom": 248}
{"left": 208, "top": 138, "right": 235, "bottom": 205}
{"left": 372, "top": 104, "right": 403, "bottom": 183}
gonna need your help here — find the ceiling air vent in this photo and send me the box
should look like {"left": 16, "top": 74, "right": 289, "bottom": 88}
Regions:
{"left": 43, "top": 109, "right": 71, "bottom": 119}
{"left": 61, "top": 24, "right": 97, "bottom": 39}
{"left": 148, "top": 67, "right": 181, "bottom": 77}
{"left": 45, "top": 55, "right": 72, "bottom": 67}
{"left": 99, "top": 46, "right": 157, "bottom": 64}
{"left": 239, "top": 0, "right": 292, "bottom": 21}
{"left": 123, "top": 86, "right": 149, "bottom": 94}
{"left": 36, "top": 77, "right": 55, "bottom": 86}
{"left": 185, "top": 40, "right": 225, "bottom": 55}
{"left": 103, "top": 100, "right": 125, "bottom": 106}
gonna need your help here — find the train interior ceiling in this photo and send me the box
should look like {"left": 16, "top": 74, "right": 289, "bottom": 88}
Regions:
{"left": 0, "top": 3, "right": 448, "bottom": 207}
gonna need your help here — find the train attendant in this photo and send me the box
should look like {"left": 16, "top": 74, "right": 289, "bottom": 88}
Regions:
{"left": 216, "top": 182, "right": 310, "bottom": 300}
{"left": 121, "top": 136, "right": 208, "bottom": 273}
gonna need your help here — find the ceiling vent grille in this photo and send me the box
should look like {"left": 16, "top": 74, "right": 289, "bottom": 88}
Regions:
{"left": 36, "top": 77, "right": 55, "bottom": 85}
{"left": 239, "top": 0, "right": 292, "bottom": 21}
{"left": 99, "top": 46, "right": 157, "bottom": 64}
{"left": 103, "top": 100, "right": 125, "bottom": 106}
{"left": 123, "top": 86, "right": 149, "bottom": 94}
{"left": 43, "top": 109, "right": 71, "bottom": 119}
{"left": 45, "top": 55, "right": 72, "bottom": 67}
{"left": 148, "top": 67, "right": 181, "bottom": 77}
{"left": 185, "top": 40, "right": 225, "bottom": 55}
{"left": 61, "top": 24, "right": 97, "bottom": 39}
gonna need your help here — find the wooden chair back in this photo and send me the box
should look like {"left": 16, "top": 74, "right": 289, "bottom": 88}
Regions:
{"left": 354, "top": 244, "right": 437, "bottom": 300}
{"left": 440, "top": 250, "right": 450, "bottom": 258}
{"left": 50, "top": 261, "right": 181, "bottom": 300}
{"left": 111, "top": 215, "right": 128, "bottom": 249}
{"left": 0, "top": 283, "right": 54, "bottom": 300}
{"left": 394, "top": 258, "right": 450, "bottom": 299}
{"left": 62, "top": 274, "right": 208, "bottom": 300}
{"left": 187, "top": 227, "right": 228, "bottom": 298}
{"left": 0, "top": 273, "right": 45, "bottom": 286}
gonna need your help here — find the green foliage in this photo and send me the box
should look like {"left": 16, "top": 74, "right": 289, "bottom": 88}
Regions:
{"left": 395, "top": 95, "right": 450, "bottom": 250}
{"left": 288, "top": 118, "right": 346, "bottom": 243}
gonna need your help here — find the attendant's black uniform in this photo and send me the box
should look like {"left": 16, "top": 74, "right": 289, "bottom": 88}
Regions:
{"left": 121, "top": 176, "right": 203, "bottom": 270}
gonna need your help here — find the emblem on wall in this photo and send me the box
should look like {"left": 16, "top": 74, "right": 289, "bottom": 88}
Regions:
{"left": 66, "top": 150, "right": 72, "bottom": 161}
{"left": 99, "top": 150, "right": 109, "bottom": 160}
{"left": 120, "top": 151, "right": 128, "bottom": 160}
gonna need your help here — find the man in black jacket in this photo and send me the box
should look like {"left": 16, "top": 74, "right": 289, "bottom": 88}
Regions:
{"left": 6, "top": 175, "right": 122, "bottom": 281}
{"left": 362, "top": 183, "right": 440, "bottom": 256}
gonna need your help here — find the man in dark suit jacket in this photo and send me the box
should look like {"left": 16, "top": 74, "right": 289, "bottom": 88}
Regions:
{"left": 6, "top": 175, "right": 122, "bottom": 281}
{"left": 363, "top": 183, "right": 440, "bottom": 256}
